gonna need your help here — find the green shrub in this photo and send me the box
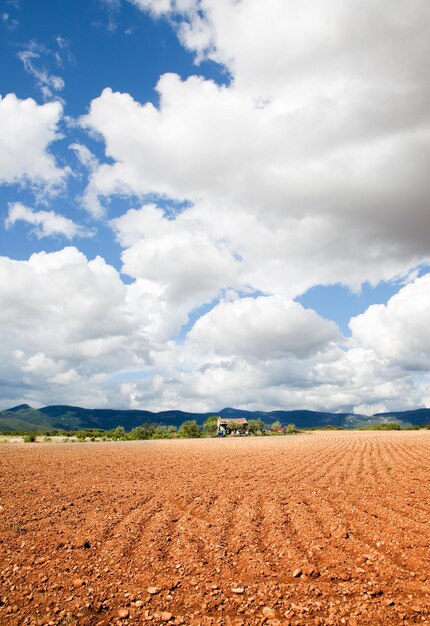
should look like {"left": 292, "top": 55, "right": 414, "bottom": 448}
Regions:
{"left": 270, "top": 420, "right": 283, "bottom": 433}
{"left": 203, "top": 416, "right": 219, "bottom": 437}
{"left": 247, "top": 418, "right": 264, "bottom": 434}
{"left": 178, "top": 420, "right": 202, "bottom": 438}
{"left": 358, "top": 422, "right": 401, "bottom": 431}
{"left": 23, "top": 433, "right": 37, "bottom": 443}
{"left": 130, "top": 423, "right": 156, "bottom": 440}
{"left": 110, "top": 426, "right": 127, "bottom": 440}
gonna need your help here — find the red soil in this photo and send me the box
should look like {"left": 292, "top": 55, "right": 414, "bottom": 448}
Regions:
{"left": 0, "top": 431, "right": 429, "bottom": 625}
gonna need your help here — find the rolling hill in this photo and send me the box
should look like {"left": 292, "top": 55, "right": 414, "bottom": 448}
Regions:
{"left": 0, "top": 404, "right": 429, "bottom": 433}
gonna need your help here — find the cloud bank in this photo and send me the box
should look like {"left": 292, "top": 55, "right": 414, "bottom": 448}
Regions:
{"left": 1, "top": 0, "right": 430, "bottom": 413}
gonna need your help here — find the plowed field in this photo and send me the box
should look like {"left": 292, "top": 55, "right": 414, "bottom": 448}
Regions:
{"left": 1, "top": 431, "right": 429, "bottom": 625}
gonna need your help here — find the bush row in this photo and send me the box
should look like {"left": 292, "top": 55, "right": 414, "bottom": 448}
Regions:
{"left": 6, "top": 418, "right": 304, "bottom": 441}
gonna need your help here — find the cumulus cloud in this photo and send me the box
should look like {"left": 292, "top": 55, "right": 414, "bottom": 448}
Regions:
{"left": 350, "top": 274, "right": 430, "bottom": 370}
{"left": 1, "top": 247, "right": 429, "bottom": 414}
{"left": 186, "top": 296, "right": 341, "bottom": 360}
{"left": 82, "top": 0, "right": 430, "bottom": 292}
{"left": 5, "top": 203, "right": 94, "bottom": 239}
{"left": 108, "top": 274, "right": 430, "bottom": 414}
{"left": 3, "top": 1, "right": 430, "bottom": 413}
{"left": 0, "top": 93, "right": 66, "bottom": 188}
{"left": 0, "top": 248, "right": 150, "bottom": 407}
{"left": 111, "top": 203, "right": 241, "bottom": 313}
{"left": 79, "top": 0, "right": 430, "bottom": 414}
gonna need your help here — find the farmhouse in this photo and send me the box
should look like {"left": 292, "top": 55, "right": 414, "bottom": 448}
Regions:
{"left": 217, "top": 417, "right": 248, "bottom": 435}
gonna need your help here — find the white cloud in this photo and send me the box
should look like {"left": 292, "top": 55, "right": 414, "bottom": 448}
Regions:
{"left": 69, "top": 142, "right": 98, "bottom": 171}
{"left": 350, "top": 274, "right": 430, "bottom": 370}
{"left": 111, "top": 203, "right": 241, "bottom": 316}
{"left": 5, "top": 202, "right": 93, "bottom": 239}
{"left": 186, "top": 295, "right": 341, "bottom": 360}
{"left": 0, "top": 93, "right": 66, "bottom": 188}
{"left": 107, "top": 275, "right": 430, "bottom": 414}
{"left": 3, "top": 1, "right": 430, "bottom": 413}
{"left": 129, "top": 0, "right": 175, "bottom": 17}
{"left": 68, "top": 143, "right": 105, "bottom": 218}
{"left": 98, "top": 0, "right": 121, "bottom": 33}
{"left": 0, "top": 247, "right": 429, "bottom": 414}
{"left": 82, "top": 0, "right": 430, "bottom": 291}
{"left": 1, "top": 11, "right": 19, "bottom": 29}
{"left": 17, "top": 38, "right": 73, "bottom": 101}
{"left": 0, "top": 248, "right": 155, "bottom": 407}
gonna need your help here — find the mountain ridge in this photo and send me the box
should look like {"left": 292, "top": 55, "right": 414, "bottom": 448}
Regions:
{"left": 1, "top": 404, "right": 429, "bottom": 432}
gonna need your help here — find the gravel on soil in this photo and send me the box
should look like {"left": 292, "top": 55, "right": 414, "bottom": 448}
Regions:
{"left": 1, "top": 431, "right": 430, "bottom": 625}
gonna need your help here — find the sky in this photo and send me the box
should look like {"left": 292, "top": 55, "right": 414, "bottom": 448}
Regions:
{"left": 1, "top": 0, "right": 430, "bottom": 414}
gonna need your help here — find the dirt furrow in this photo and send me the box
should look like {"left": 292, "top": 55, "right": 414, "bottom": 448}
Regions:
{"left": 1, "top": 433, "right": 430, "bottom": 625}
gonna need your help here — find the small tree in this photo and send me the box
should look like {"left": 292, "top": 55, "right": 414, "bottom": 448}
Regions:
{"left": 226, "top": 420, "right": 245, "bottom": 434}
{"left": 203, "top": 416, "right": 219, "bottom": 437}
{"left": 248, "top": 418, "right": 264, "bottom": 434}
{"left": 152, "top": 425, "right": 176, "bottom": 439}
{"left": 178, "top": 420, "right": 202, "bottom": 438}
{"left": 286, "top": 423, "right": 296, "bottom": 434}
{"left": 111, "top": 426, "right": 126, "bottom": 440}
{"left": 130, "top": 423, "right": 155, "bottom": 440}
{"left": 270, "top": 420, "right": 282, "bottom": 432}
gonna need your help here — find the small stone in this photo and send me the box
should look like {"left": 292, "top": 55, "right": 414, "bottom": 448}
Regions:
{"left": 147, "top": 586, "right": 161, "bottom": 595}
{"left": 262, "top": 606, "right": 275, "bottom": 619}
{"left": 385, "top": 599, "right": 395, "bottom": 606}
{"left": 292, "top": 568, "right": 302, "bottom": 578}
{"left": 73, "top": 578, "right": 84, "bottom": 588}
{"left": 304, "top": 565, "right": 320, "bottom": 578}
{"left": 161, "top": 612, "right": 173, "bottom": 621}
{"left": 231, "top": 587, "right": 244, "bottom": 594}
{"left": 135, "top": 600, "right": 144, "bottom": 608}
{"left": 118, "top": 608, "right": 129, "bottom": 619}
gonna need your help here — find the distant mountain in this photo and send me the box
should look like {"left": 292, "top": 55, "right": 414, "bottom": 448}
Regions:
{"left": 0, "top": 405, "right": 53, "bottom": 432}
{"left": 374, "top": 408, "right": 430, "bottom": 425}
{"left": 0, "top": 403, "right": 429, "bottom": 433}
{"left": 7, "top": 404, "right": 33, "bottom": 412}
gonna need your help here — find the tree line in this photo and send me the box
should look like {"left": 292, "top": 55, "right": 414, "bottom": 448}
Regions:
{"left": 8, "top": 417, "right": 302, "bottom": 441}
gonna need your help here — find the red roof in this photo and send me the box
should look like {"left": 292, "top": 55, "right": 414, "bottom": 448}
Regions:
{"left": 218, "top": 417, "right": 248, "bottom": 424}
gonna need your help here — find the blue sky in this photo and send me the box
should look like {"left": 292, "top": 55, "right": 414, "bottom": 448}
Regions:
{"left": 1, "top": 0, "right": 430, "bottom": 414}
